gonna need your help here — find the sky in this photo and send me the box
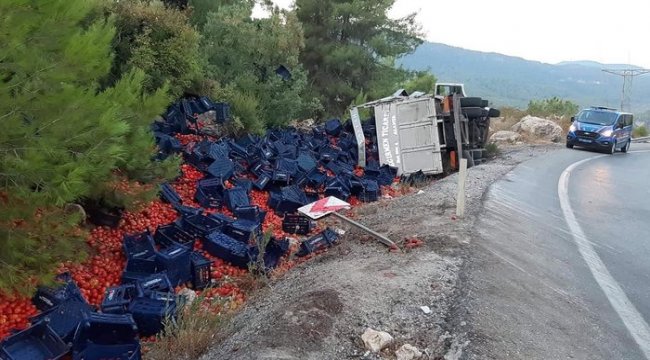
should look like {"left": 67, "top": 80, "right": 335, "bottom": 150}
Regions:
{"left": 257, "top": 0, "right": 650, "bottom": 68}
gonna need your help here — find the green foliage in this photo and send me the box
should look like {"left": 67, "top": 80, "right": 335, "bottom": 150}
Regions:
{"left": 197, "top": 2, "right": 318, "bottom": 131}
{"left": 296, "top": 0, "right": 423, "bottom": 117}
{"left": 0, "top": 0, "right": 176, "bottom": 294}
{"left": 633, "top": 125, "right": 648, "bottom": 138}
{"left": 485, "top": 143, "right": 501, "bottom": 157}
{"left": 526, "top": 97, "right": 579, "bottom": 118}
{"left": 108, "top": 0, "right": 202, "bottom": 96}
{"left": 403, "top": 71, "right": 437, "bottom": 94}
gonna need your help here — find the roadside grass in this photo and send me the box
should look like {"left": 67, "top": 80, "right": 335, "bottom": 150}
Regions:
{"left": 485, "top": 143, "right": 501, "bottom": 157}
{"left": 633, "top": 125, "right": 648, "bottom": 138}
{"left": 144, "top": 294, "right": 231, "bottom": 360}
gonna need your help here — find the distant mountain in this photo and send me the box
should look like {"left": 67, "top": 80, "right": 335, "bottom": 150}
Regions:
{"left": 399, "top": 42, "right": 650, "bottom": 113}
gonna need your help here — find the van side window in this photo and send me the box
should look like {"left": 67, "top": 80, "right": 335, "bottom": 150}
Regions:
{"left": 628, "top": 115, "right": 634, "bottom": 126}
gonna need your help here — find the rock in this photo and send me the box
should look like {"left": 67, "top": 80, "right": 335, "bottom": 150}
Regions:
{"left": 178, "top": 288, "right": 197, "bottom": 306}
{"left": 420, "top": 306, "right": 432, "bottom": 314}
{"left": 511, "top": 116, "right": 563, "bottom": 143}
{"left": 489, "top": 130, "right": 521, "bottom": 144}
{"left": 396, "top": 344, "right": 422, "bottom": 360}
{"left": 361, "top": 328, "right": 393, "bottom": 352}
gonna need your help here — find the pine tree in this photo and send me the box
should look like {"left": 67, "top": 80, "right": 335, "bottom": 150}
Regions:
{"left": 295, "top": 0, "right": 423, "bottom": 117}
{"left": 0, "top": 0, "right": 177, "bottom": 293}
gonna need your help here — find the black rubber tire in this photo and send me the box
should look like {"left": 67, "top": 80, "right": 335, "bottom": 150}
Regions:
{"left": 608, "top": 141, "right": 616, "bottom": 155}
{"left": 460, "top": 97, "right": 483, "bottom": 108}
{"left": 566, "top": 143, "right": 574, "bottom": 149}
{"left": 461, "top": 107, "right": 483, "bottom": 118}
{"left": 462, "top": 150, "right": 475, "bottom": 168}
{"left": 621, "top": 140, "right": 630, "bottom": 153}
{"left": 481, "top": 109, "right": 489, "bottom": 117}
{"left": 488, "top": 108, "right": 501, "bottom": 118}
{"left": 480, "top": 99, "right": 489, "bottom": 108}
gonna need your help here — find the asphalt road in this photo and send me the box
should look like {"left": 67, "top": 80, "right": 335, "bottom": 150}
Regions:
{"left": 465, "top": 143, "right": 650, "bottom": 360}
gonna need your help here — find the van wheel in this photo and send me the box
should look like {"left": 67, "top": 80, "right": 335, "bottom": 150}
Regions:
{"left": 621, "top": 140, "right": 630, "bottom": 153}
{"left": 609, "top": 141, "right": 616, "bottom": 154}
{"left": 566, "top": 143, "right": 574, "bottom": 149}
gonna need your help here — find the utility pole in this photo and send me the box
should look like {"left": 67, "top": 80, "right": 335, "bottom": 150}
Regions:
{"left": 602, "top": 68, "right": 650, "bottom": 111}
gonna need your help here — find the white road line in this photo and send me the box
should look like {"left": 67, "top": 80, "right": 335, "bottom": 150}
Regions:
{"left": 558, "top": 154, "right": 650, "bottom": 359}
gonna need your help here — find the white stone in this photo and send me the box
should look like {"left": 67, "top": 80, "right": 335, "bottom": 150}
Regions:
{"left": 396, "top": 344, "right": 423, "bottom": 360}
{"left": 511, "top": 116, "right": 563, "bottom": 143}
{"left": 489, "top": 130, "right": 521, "bottom": 144}
{"left": 361, "top": 328, "right": 393, "bottom": 352}
{"left": 420, "top": 306, "right": 432, "bottom": 314}
{"left": 178, "top": 288, "right": 197, "bottom": 306}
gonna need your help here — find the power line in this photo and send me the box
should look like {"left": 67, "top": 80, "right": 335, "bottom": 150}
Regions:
{"left": 602, "top": 69, "right": 650, "bottom": 111}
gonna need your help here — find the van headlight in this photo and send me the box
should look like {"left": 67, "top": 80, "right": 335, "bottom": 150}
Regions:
{"left": 569, "top": 124, "right": 577, "bottom": 132}
{"left": 600, "top": 129, "right": 613, "bottom": 137}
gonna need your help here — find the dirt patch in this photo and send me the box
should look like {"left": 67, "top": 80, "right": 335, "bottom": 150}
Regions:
{"left": 202, "top": 144, "right": 560, "bottom": 360}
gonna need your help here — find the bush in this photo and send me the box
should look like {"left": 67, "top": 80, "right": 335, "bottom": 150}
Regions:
{"left": 633, "top": 125, "right": 649, "bottom": 138}
{"left": 485, "top": 143, "right": 501, "bottom": 157}
{"left": 107, "top": 0, "right": 202, "bottom": 96}
{"left": 527, "top": 97, "right": 579, "bottom": 118}
{"left": 0, "top": 0, "right": 176, "bottom": 294}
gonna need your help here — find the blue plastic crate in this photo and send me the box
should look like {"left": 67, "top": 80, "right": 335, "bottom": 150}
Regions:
{"left": 154, "top": 223, "right": 195, "bottom": 250}
{"left": 123, "top": 231, "right": 156, "bottom": 261}
{"left": 296, "top": 153, "right": 317, "bottom": 173}
{"left": 249, "top": 160, "right": 271, "bottom": 177}
{"left": 262, "top": 238, "right": 290, "bottom": 270}
{"left": 159, "top": 183, "right": 182, "bottom": 205}
{"left": 155, "top": 245, "right": 192, "bottom": 287}
{"left": 208, "top": 213, "right": 235, "bottom": 225}
{"left": 190, "top": 252, "right": 212, "bottom": 290}
{"left": 172, "top": 204, "right": 202, "bottom": 217}
{"left": 253, "top": 173, "right": 271, "bottom": 190}
{"left": 73, "top": 343, "right": 141, "bottom": 360}
{"left": 120, "top": 271, "right": 152, "bottom": 285}
{"left": 135, "top": 273, "right": 174, "bottom": 296}
{"left": 101, "top": 284, "right": 140, "bottom": 315}
{"left": 223, "top": 187, "right": 250, "bottom": 212}
{"left": 206, "top": 142, "right": 229, "bottom": 161}
{"left": 72, "top": 313, "right": 139, "bottom": 358}
{"left": 214, "top": 103, "right": 231, "bottom": 124}
{"left": 181, "top": 214, "right": 223, "bottom": 238}
{"left": 282, "top": 214, "right": 313, "bottom": 235}
{"left": 206, "top": 158, "right": 235, "bottom": 180}
{"left": 306, "top": 169, "right": 327, "bottom": 188}
{"left": 234, "top": 205, "right": 266, "bottom": 223}
{"left": 124, "top": 257, "right": 158, "bottom": 275}
{"left": 198, "top": 96, "right": 217, "bottom": 112}
{"left": 202, "top": 233, "right": 253, "bottom": 268}
{"left": 324, "top": 118, "right": 342, "bottom": 136}
{"left": 275, "top": 159, "right": 298, "bottom": 176}
{"left": 271, "top": 170, "right": 291, "bottom": 186}
{"left": 224, "top": 219, "right": 262, "bottom": 243}
{"left": 128, "top": 296, "right": 177, "bottom": 337}
{"left": 297, "top": 228, "right": 339, "bottom": 257}
{"left": 194, "top": 178, "right": 225, "bottom": 208}
{"left": 233, "top": 178, "right": 253, "bottom": 193}
{"left": 32, "top": 273, "right": 85, "bottom": 312}
{"left": 359, "top": 179, "right": 380, "bottom": 202}
{"left": 31, "top": 296, "right": 93, "bottom": 343}
{"left": 0, "top": 321, "right": 68, "bottom": 360}
{"left": 228, "top": 140, "right": 249, "bottom": 159}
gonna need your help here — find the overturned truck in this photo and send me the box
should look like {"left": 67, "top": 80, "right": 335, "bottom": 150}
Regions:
{"left": 352, "top": 84, "right": 500, "bottom": 176}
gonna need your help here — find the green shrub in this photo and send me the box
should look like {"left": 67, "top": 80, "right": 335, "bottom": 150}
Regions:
{"left": 527, "top": 97, "right": 579, "bottom": 118}
{"left": 633, "top": 125, "right": 649, "bottom": 138}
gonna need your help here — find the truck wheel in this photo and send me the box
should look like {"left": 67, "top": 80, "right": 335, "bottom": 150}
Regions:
{"left": 460, "top": 97, "right": 483, "bottom": 108}
{"left": 461, "top": 107, "right": 483, "bottom": 118}
{"left": 462, "top": 150, "right": 475, "bottom": 168}
{"left": 488, "top": 108, "right": 501, "bottom": 118}
{"left": 481, "top": 99, "right": 489, "bottom": 108}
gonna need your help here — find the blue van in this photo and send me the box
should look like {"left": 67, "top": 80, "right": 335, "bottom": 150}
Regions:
{"left": 566, "top": 107, "right": 633, "bottom": 154}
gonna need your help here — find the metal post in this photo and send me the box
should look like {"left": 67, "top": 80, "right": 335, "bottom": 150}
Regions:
{"left": 452, "top": 94, "right": 464, "bottom": 158}
{"left": 330, "top": 212, "right": 397, "bottom": 249}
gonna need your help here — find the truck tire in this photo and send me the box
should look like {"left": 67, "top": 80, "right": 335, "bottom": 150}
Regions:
{"left": 488, "top": 108, "right": 501, "bottom": 118}
{"left": 462, "top": 107, "right": 483, "bottom": 118}
{"left": 462, "top": 150, "right": 475, "bottom": 168}
{"left": 481, "top": 99, "right": 489, "bottom": 108}
{"left": 460, "top": 97, "right": 483, "bottom": 108}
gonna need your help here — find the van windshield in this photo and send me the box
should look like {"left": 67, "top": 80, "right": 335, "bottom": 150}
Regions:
{"left": 576, "top": 110, "right": 618, "bottom": 126}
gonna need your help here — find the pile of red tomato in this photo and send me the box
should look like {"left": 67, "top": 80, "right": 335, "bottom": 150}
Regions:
{"left": 0, "top": 132, "right": 403, "bottom": 342}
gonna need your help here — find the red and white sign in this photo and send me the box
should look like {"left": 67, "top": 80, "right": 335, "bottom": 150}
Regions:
{"left": 298, "top": 196, "right": 351, "bottom": 219}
